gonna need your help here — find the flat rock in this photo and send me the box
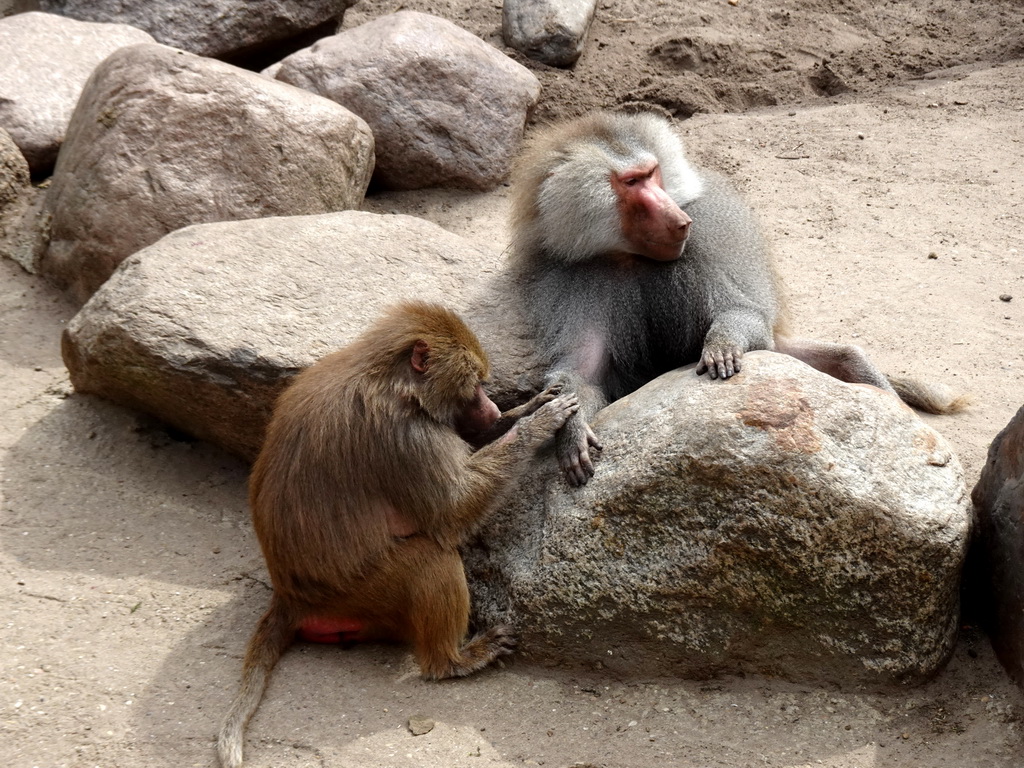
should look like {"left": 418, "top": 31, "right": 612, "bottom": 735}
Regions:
{"left": 61, "top": 211, "right": 522, "bottom": 461}
{"left": 502, "top": 0, "right": 597, "bottom": 67}
{"left": 0, "top": 12, "right": 154, "bottom": 173}
{"left": 274, "top": 11, "right": 540, "bottom": 190}
{"left": 37, "top": 0, "right": 354, "bottom": 59}
{"left": 407, "top": 716, "right": 435, "bottom": 736}
{"left": 466, "top": 353, "right": 972, "bottom": 685}
{"left": 971, "top": 404, "right": 1024, "bottom": 685}
{"left": 39, "top": 43, "right": 374, "bottom": 303}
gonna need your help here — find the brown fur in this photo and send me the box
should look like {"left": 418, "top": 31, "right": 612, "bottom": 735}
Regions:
{"left": 217, "top": 301, "right": 577, "bottom": 768}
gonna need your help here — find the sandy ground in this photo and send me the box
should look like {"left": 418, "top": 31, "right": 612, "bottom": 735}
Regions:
{"left": 3, "top": 1, "right": 1024, "bottom": 767}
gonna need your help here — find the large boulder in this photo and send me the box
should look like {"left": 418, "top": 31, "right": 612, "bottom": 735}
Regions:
{"left": 466, "top": 353, "right": 972, "bottom": 685}
{"left": 971, "top": 404, "right": 1024, "bottom": 685}
{"left": 274, "top": 11, "right": 541, "bottom": 191}
{"left": 0, "top": 12, "right": 155, "bottom": 174}
{"left": 37, "top": 0, "right": 354, "bottom": 60}
{"left": 39, "top": 43, "right": 375, "bottom": 303}
{"left": 59, "top": 211, "right": 534, "bottom": 461}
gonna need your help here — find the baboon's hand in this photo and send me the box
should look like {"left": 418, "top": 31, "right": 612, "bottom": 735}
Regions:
{"left": 524, "top": 393, "right": 578, "bottom": 437}
{"left": 555, "top": 412, "right": 603, "bottom": 487}
{"left": 696, "top": 342, "right": 744, "bottom": 380}
{"left": 522, "top": 383, "right": 564, "bottom": 415}
{"left": 494, "top": 394, "right": 577, "bottom": 450}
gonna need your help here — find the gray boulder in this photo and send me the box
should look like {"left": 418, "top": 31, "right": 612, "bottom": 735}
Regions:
{"left": 274, "top": 11, "right": 541, "bottom": 190}
{"left": 37, "top": 0, "right": 354, "bottom": 59}
{"left": 39, "top": 43, "right": 374, "bottom": 303}
{"left": 0, "top": 12, "right": 155, "bottom": 173}
{"left": 467, "top": 353, "right": 972, "bottom": 685}
{"left": 0, "top": 126, "right": 28, "bottom": 215}
{"left": 971, "top": 404, "right": 1024, "bottom": 685}
{"left": 60, "top": 211, "right": 525, "bottom": 461}
{"left": 0, "top": 126, "right": 47, "bottom": 273}
{"left": 502, "top": 0, "right": 598, "bottom": 67}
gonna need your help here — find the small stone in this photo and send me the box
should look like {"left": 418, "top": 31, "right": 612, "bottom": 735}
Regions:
{"left": 502, "top": 0, "right": 598, "bottom": 68}
{"left": 408, "top": 715, "right": 435, "bottom": 736}
{"left": 857, "top": 133, "right": 865, "bottom": 139}
{"left": 928, "top": 252, "right": 938, "bottom": 259}
{"left": 999, "top": 294, "right": 1012, "bottom": 302}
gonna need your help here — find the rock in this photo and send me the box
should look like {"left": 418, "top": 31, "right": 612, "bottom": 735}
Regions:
{"left": 407, "top": 716, "right": 435, "bottom": 736}
{"left": 1, "top": 2, "right": 32, "bottom": 18}
{"left": 37, "top": 0, "right": 354, "bottom": 60}
{"left": 0, "top": 126, "right": 46, "bottom": 273}
{"left": 39, "top": 43, "right": 374, "bottom": 303}
{"left": 971, "top": 404, "right": 1024, "bottom": 685}
{"left": 274, "top": 11, "right": 540, "bottom": 190}
{"left": 0, "top": 12, "right": 155, "bottom": 173}
{"left": 466, "top": 353, "right": 971, "bottom": 685}
{"left": 61, "top": 211, "right": 512, "bottom": 461}
{"left": 0, "top": 127, "right": 28, "bottom": 213}
{"left": 502, "top": 0, "right": 597, "bottom": 68}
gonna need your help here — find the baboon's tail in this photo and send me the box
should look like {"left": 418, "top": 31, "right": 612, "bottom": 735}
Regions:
{"left": 217, "top": 601, "right": 294, "bottom": 768}
{"left": 888, "top": 376, "right": 970, "bottom": 415}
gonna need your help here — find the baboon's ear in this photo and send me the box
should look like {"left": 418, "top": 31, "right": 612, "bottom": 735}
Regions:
{"left": 411, "top": 340, "right": 430, "bottom": 374}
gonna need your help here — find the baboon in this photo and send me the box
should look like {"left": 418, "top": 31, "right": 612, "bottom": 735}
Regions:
{"left": 509, "top": 110, "right": 966, "bottom": 486}
{"left": 217, "top": 301, "right": 577, "bottom": 768}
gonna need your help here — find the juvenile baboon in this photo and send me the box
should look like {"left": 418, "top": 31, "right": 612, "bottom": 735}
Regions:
{"left": 217, "top": 301, "right": 577, "bottom": 768}
{"left": 509, "top": 111, "right": 965, "bottom": 486}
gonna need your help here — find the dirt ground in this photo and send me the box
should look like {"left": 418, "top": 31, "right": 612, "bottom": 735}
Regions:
{"left": 3, "top": 1, "right": 1024, "bottom": 767}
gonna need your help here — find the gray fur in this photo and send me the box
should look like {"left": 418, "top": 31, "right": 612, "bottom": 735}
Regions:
{"left": 510, "top": 112, "right": 963, "bottom": 485}
{"left": 514, "top": 116, "right": 779, "bottom": 403}
{"left": 510, "top": 112, "right": 782, "bottom": 484}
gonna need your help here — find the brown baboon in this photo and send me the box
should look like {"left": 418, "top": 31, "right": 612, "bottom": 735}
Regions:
{"left": 509, "top": 111, "right": 965, "bottom": 486}
{"left": 217, "top": 301, "right": 577, "bottom": 768}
